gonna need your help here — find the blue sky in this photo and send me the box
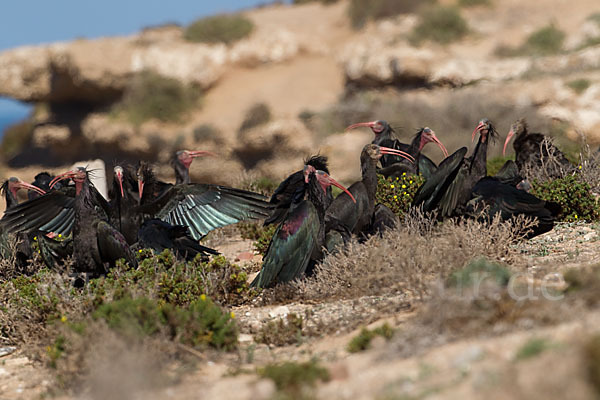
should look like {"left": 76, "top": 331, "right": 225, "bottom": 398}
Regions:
{"left": 0, "top": 0, "right": 280, "bottom": 130}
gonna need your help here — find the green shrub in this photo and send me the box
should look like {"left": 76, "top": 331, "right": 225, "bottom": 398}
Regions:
{"left": 447, "top": 257, "right": 511, "bottom": 288}
{"left": 347, "top": 323, "right": 394, "bottom": 353}
{"left": 238, "top": 102, "right": 271, "bottom": 134}
{"left": 458, "top": 0, "right": 491, "bottom": 7}
{"left": 115, "top": 70, "right": 200, "bottom": 125}
{"left": 93, "top": 297, "right": 163, "bottom": 339}
{"left": 255, "top": 313, "right": 304, "bottom": 346}
{"left": 515, "top": 337, "right": 552, "bottom": 361}
{"left": 348, "top": 0, "right": 435, "bottom": 29}
{"left": 524, "top": 24, "right": 566, "bottom": 55}
{"left": 410, "top": 6, "right": 469, "bottom": 45}
{"left": 259, "top": 359, "right": 330, "bottom": 397}
{"left": 184, "top": 14, "right": 254, "bottom": 45}
{"left": 376, "top": 173, "right": 425, "bottom": 218}
{"left": 531, "top": 175, "right": 600, "bottom": 222}
{"left": 1, "top": 120, "right": 34, "bottom": 159}
{"left": 566, "top": 79, "right": 591, "bottom": 95}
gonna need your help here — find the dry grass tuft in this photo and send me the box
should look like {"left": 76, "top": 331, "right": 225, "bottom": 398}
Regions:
{"left": 260, "top": 216, "right": 524, "bottom": 305}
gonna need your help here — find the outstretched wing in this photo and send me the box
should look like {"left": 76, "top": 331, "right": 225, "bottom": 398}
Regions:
{"left": 140, "top": 184, "right": 272, "bottom": 240}
{"left": 264, "top": 170, "right": 305, "bottom": 226}
{"left": 251, "top": 201, "right": 319, "bottom": 289}
{"left": 0, "top": 189, "right": 76, "bottom": 236}
{"left": 417, "top": 155, "right": 438, "bottom": 181}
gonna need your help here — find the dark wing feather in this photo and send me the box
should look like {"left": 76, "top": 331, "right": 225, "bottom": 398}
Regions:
{"left": 0, "top": 188, "right": 76, "bottom": 236}
{"left": 417, "top": 155, "right": 438, "bottom": 181}
{"left": 264, "top": 171, "right": 304, "bottom": 226}
{"left": 143, "top": 184, "right": 272, "bottom": 240}
{"left": 413, "top": 147, "right": 467, "bottom": 213}
{"left": 97, "top": 220, "right": 137, "bottom": 268}
{"left": 251, "top": 201, "right": 319, "bottom": 288}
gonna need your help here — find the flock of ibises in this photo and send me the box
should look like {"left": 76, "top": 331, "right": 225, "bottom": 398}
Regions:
{"left": 0, "top": 117, "right": 573, "bottom": 288}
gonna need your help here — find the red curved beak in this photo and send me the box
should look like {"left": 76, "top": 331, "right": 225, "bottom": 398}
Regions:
{"left": 472, "top": 122, "right": 486, "bottom": 142}
{"left": 503, "top": 129, "right": 515, "bottom": 157}
{"left": 49, "top": 170, "right": 76, "bottom": 189}
{"left": 189, "top": 150, "right": 218, "bottom": 158}
{"left": 138, "top": 179, "right": 144, "bottom": 200}
{"left": 15, "top": 181, "right": 46, "bottom": 196}
{"left": 379, "top": 146, "right": 415, "bottom": 164}
{"left": 345, "top": 121, "right": 378, "bottom": 132}
{"left": 317, "top": 173, "right": 356, "bottom": 203}
{"left": 429, "top": 133, "right": 449, "bottom": 157}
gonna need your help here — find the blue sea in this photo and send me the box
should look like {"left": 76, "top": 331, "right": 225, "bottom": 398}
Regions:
{"left": 0, "top": 99, "right": 31, "bottom": 138}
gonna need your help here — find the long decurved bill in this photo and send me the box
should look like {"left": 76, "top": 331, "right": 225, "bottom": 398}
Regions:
{"left": 16, "top": 181, "right": 46, "bottom": 196}
{"left": 49, "top": 170, "right": 77, "bottom": 189}
{"left": 189, "top": 150, "right": 218, "bottom": 158}
{"left": 503, "top": 129, "right": 515, "bottom": 156}
{"left": 316, "top": 171, "right": 356, "bottom": 204}
{"left": 429, "top": 133, "right": 449, "bottom": 157}
{"left": 379, "top": 146, "right": 415, "bottom": 164}
{"left": 345, "top": 121, "right": 378, "bottom": 132}
{"left": 472, "top": 121, "right": 486, "bottom": 142}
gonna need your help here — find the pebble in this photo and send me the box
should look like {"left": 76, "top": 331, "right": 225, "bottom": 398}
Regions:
{"left": 238, "top": 334, "right": 254, "bottom": 343}
{"left": 0, "top": 347, "right": 16, "bottom": 357}
{"left": 268, "top": 305, "right": 290, "bottom": 318}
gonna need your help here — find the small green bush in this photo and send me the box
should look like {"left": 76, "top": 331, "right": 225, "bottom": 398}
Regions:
{"left": 515, "top": 337, "right": 552, "bottom": 361}
{"left": 115, "top": 70, "right": 200, "bottom": 125}
{"left": 184, "top": 14, "right": 254, "bottom": 45}
{"left": 566, "top": 79, "right": 591, "bottom": 95}
{"left": 410, "top": 6, "right": 469, "bottom": 45}
{"left": 259, "top": 359, "right": 330, "bottom": 397}
{"left": 531, "top": 175, "right": 600, "bottom": 222}
{"left": 93, "top": 297, "right": 163, "bottom": 339}
{"left": 193, "top": 123, "right": 221, "bottom": 143}
{"left": 238, "top": 102, "right": 271, "bottom": 134}
{"left": 524, "top": 24, "right": 566, "bottom": 55}
{"left": 487, "top": 155, "right": 515, "bottom": 177}
{"left": 447, "top": 257, "right": 511, "bottom": 288}
{"left": 458, "top": 0, "right": 491, "bottom": 7}
{"left": 348, "top": 0, "right": 435, "bottom": 29}
{"left": 347, "top": 323, "right": 394, "bottom": 353}
{"left": 0, "top": 120, "right": 34, "bottom": 159}
{"left": 376, "top": 173, "right": 425, "bottom": 218}
{"left": 255, "top": 313, "right": 304, "bottom": 346}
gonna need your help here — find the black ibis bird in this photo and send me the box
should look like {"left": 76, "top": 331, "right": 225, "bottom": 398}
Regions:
{"left": 136, "top": 163, "right": 272, "bottom": 240}
{"left": 251, "top": 167, "right": 355, "bottom": 289}
{"left": 325, "top": 144, "right": 414, "bottom": 236}
{"left": 264, "top": 154, "right": 332, "bottom": 226}
{"left": 368, "top": 203, "right": 399, "bottom": 236}
{"left": 503, "top": 118, "right": 572, "bottom": 175}
{"left": 172, "top": 150, "right": 216, "bottom": 184}
{"left": 108, "top": 165, "right": 142, "bottom": 245}
{"left": 345, "top": 120, "right": 448, "bottom": 175}
{"left": 413, "top": 119, "right": 496, "bottom": 217}
{"left": 49, "top": 167, "right": 136, "bottom": 275}
{"left": 467, "top": 177, "right": 561, "bottom": 238}
{"left": 136, "top": 219, "right": 219, "bottom": 261}
{"left": 2, "top": 177, "right": 46, "bottom": 210}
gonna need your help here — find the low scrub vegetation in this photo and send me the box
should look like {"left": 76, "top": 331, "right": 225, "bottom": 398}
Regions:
{"left": 410, "top": 6, "right": 469, "bottom": 45}
{"left": 531, "top": 175, "right": 600, "bottom": 222}
{"left": 184, "top": 14, "right": 254, "bottom": 45}
{"left": 114, "top": 70, "right": 201, "bottom": 126}
{"left": 0, "top": 120, "right": 34, "bottom": 159}
{"left": 514, "top": 337, "right": 553, "bottom": 361}
{"left": 238, "top": 222, "right": 277, "bottom": 256}
{"left": 259, "top": 359, "right": 330, "bottom": 399}
{"left": 566, "top": 78, "right": 592, "bottom": 95}
{"left": 348, "top": 0, "right": 435, "bottom": 29}
{"left": 347, "top": 323, "right": 394, "bottom": 353}
{"left": 238, "top": 102, "right": 272, "bottom": 134}
{"left": 255, "top": 313, "right": 304, "bottom": 346}
{"left": 458, "top": 0, "right": 491, "bottom": 7}
{"left": 496, "top": 23, "right": 566, "bottom": 57}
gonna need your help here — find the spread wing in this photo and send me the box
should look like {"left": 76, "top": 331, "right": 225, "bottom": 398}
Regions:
{"left": 140, "top": 184, "right": 272, "bottom": 240}
{"left": 251, "top": 201, "right": 319, "bottom": 289}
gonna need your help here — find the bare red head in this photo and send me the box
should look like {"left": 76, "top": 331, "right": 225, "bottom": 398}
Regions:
{"left": 114, "top": 166, "right": 124, "bottom": 198}
{"left": 6, "top": 177, "right": 46, "bottom": 198}
{"left": 176, "top": 150, "right": 217, "bottom": 170}
{"left": 419, "top": 127, "right": 449, "bottom": 157}
{"left": 304, "top": 167, "right": 356, "bottom": 203}
{"left": 50, "top": 168, "right": 86, "bottom": 195}
{"left": 472, "top": 119, "right": 494, "bottom": 143}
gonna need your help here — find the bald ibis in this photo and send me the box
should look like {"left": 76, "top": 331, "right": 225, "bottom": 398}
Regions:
{"left": 172, "top": 150, "right": 216, "bottom": 185}
{"left": 345, "top": 120, "right": 448, "bottom": 176}
{"left": 2, "top": 178, "right": 46, "bottom": 210}
{"left": 251, "top": 167, "right": 355, "bottom": 288}
{"left": 503, "top": 118, "right": 572, "bottom": 175}
{"left": 325, "top": 144, "right": 413, "bottom": 236}
{"left": 264, "top": 154, "right": 332, "bottom": 226}
{"left": 413, "top": 119, "right": 496, "bottom": 217}
{"left": 467, "top": 177, "right": 561, "bottom": 238}
{"left": 109, "top": 165, "right": 142, "bottom": 245}
{"left": 50, "top": 167, "right": 136, "bottom": 274}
